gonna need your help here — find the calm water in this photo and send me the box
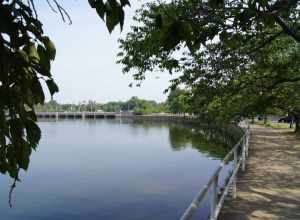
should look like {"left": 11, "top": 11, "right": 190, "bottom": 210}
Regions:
{"left": 0, "top": 119, "right": 238, "bottom": 220}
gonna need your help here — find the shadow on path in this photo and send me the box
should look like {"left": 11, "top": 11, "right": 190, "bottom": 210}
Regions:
{"left": 218, "top": 125, "right": 300, "bottom": 220}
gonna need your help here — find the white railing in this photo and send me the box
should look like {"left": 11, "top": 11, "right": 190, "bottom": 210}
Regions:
{"left": 180, "top": 122, "right": 250, "bottom": 220}
{"left": 36, "top": 112, "right": 118, "bottom": 119}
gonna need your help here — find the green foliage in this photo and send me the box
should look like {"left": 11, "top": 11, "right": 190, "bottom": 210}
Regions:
{"left": 166, "top": 89, "right": 189, "bottom": 114}
{"left": 264, "top": 120, "right": 272, "bottom": 127}
{"left": 35, "top": 100, "right": 97, "bottom": 112}
{"left": 0, "top": 0, "right": 59, "bottom": 179}
{"left": 168, "top": 123, "right": 243, "bottom": 158}
{"left": 89, "top": 0, "right": 130, "bottom": 32}
{"left": 36, "top": 97, "right": 168, "bottom": 115}
{"left": 100, "top": 101, "right": 123, "bottom": 112}
{"left": 118, "top": 0, "right": 300, "bottom": 82}
{"left": 187, "top": 36, "right": 300, "bottom": 123}
{"left": 100, "top": 97, "right": 167, "bottom": 114}
{"left": 118, "top": 0, "right": 300, "bottom": 125}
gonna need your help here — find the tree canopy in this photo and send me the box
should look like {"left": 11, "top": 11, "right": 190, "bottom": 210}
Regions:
{"left": 166, "top": 89, "right": 189, "bottom": 114}
{"left": 118, "top": 0, "right": 300, "bottom": 126}
{"left": 0, "top": 0, "right": 59, "bottom": 180}
{"left": 36, "top": 97, "right": 167, "bottom": 114}
{"left": 118, "top": 0, "right": 300, "bottom": 80}
{"left": 101, "top": 96, "right": 167, "bottom": 114}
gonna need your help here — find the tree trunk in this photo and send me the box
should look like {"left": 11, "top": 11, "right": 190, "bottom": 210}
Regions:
{"left": 295, "top": 120, "right": 300, "bottom": 133}
{"left": 288, "top": 113, "right": 294, "bottom": 128}
{"left": 264, "top": 115, "right": 268, "bottom": 125}
{"left": 293, "top": 111, "right": 300, "bottom": 134}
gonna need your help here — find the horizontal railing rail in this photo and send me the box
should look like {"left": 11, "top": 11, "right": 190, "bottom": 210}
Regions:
{"left": 180, "top": 121, "right": 250, "bottom": 220}
{"left": 36, "top": 111, "right": 118, "bottom": 119}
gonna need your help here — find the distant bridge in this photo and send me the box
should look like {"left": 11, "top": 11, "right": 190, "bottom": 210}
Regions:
{"left": 36, "top": 112, "right": 119, "bottom": 119}
{"left": 36, "top": 112, "right": 198, "bottom": 121}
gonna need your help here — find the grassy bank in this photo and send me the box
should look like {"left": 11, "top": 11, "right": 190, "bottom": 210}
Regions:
{"left": 254, "top": 121, "right": 294, "bottom": 131}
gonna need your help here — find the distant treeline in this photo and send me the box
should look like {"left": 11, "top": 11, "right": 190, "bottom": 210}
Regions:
{"left": 100, "top": 97, "right": 167, "bottom": 114}
{"left": 35, "top": 90, "right": 189, "bottom": 114}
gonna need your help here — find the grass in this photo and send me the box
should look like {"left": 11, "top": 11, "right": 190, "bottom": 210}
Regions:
{"left": 254, "top": 120, "right": 295, "bottom": 131}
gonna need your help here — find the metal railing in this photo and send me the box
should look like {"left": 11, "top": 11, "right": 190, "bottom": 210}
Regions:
{"left": 180, "top": 122, "right": 250, "bottom": 220}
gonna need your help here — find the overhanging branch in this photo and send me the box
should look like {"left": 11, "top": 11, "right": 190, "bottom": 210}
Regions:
{"left": 247, "top": 31, "right": 283, "bottom": 54}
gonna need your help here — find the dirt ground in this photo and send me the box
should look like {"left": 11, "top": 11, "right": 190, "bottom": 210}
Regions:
{"left": 218, "top": 125, "right": 300, "bottom": 220}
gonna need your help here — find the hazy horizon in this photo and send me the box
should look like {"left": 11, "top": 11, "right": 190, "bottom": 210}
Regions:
{"left": 36, "top": 0, "right": 176, "bottom": 104}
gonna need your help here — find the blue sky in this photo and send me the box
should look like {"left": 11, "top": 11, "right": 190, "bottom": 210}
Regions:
{"left": 36, "top": 0, "right": 174, "bottom": 103}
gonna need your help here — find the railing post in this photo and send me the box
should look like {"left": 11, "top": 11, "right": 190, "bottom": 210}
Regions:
{"left": 247, "top": 130, "right": 250, "bottom": 156}
{"left": 232, "top": 147, "right": 238, "bottom": 199}
{"left": 245, "top": 132, "right": 249, "bottom": 158}
{"left": 242, "top": 137, "right": 246, "bottom": 172}
{"left": 246, "top": 122, "right": 250, "bottom": 157}
{"left": 210, "top": 175, "right": 219, "bottom": 220}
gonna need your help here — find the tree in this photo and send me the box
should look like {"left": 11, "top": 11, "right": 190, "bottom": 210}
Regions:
{"left": 166, "top": 89, "right": 189, "bottom": 114}
{"left": 187, "top": 36, "right": 300, "bottom": 125}
{"left": 100, "top": 96, "right": 167, "bottom": 114}
{"left": 0, "top": 1, "right": 58, "bottom": 180}
{"left": 117, "top": 1, "right": 300, "bottom": 128}
{"left": 88, "top": 0, "right": 130, "bottom": 32}
{"left": 118, "top": 0, "right": 300, "bottom": 82}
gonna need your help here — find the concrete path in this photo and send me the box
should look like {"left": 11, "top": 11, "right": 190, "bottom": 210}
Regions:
{"left": 219, "top": 125, "right": 300, "bottom": 220}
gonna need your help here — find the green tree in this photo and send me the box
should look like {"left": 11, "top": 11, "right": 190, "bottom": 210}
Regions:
{"left": 188, "top": 36, "right": 300, "bottom": 125}
{"left": 0, "top": 1, "right": 58, "bottom": 179}
{"left": 118, "top": 0, "right": 300, "bottom": 82}
{"left": 118, "top": 1, "right": 300, "bottom": 129}
{"left": 166, "top": 89, "right": 189, "bottom": 114}
{"left": 101, "top": 101, "right": 123, "bottom": 112}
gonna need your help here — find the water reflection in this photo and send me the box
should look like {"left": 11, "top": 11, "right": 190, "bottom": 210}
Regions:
{"left": 117, "top": 117, "right": 243, "bottom": 159}
{"left": 168, "top": 124, "right": 243, "bottom": 159}
{"left": 36, "top": 118, "right": 243, "bottom": 160}
{"left": 1, "top": 119, "right": 241, "bottom": 220}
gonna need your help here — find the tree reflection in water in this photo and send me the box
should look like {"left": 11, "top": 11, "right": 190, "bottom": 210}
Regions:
{"left": 118, "top": 118, "right": 243, "bottom": 159}
{"left": 168, "top": 123, "right": 243, "bottom": 159}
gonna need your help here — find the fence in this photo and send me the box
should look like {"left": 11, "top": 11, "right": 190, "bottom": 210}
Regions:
{"left": 180, "top": 122, "right": 250, "bottom": 220}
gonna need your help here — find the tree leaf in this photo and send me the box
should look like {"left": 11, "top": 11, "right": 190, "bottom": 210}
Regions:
{"left": 37, "top": 45, "right": 51, "bottom": 76}
{"left": 88, "top": 0, "right": 96, "bottom": 8}
{"left": 25, "top": 110, "right": 37, "bottom": 121}
{"left": 24, "top": 42, "right": 39, "bottom": 63}
{"left": 42, "top": 36, "right": 56, "bottom": 60}
{"left": 120, "top": 0, "right": 130, "bottom": 7}
{"left": 46, "top": 79, "right": 59, "bottom": 96}
{"left": 208, "top": 0, "right": 224, "bottom": 8}
{"left": 106, "top": 0, "right": 121, "bottom": 33}
{"left": 24, "top": 119, "right": 41, "bottom": 149}
{"left": 18, "top": 142, "right": 31, "bottom": 170}
{"left": 31, "top": 78, "right": 45, "bottom": 104}
{"left": 95, "top": 0, "right": 106, "bottom": 20}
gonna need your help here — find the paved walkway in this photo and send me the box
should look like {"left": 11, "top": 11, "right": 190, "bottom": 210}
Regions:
{"left": 219, "top": 125, "right": 300, "bottom": 220}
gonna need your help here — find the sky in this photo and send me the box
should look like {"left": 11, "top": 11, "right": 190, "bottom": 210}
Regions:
{"left": 36, "top": 0, "right": 175, "bottom": 104}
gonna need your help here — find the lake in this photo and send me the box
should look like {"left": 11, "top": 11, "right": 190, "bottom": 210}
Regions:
{"left": 0, "top": 119, "right": 239, "bottom": 220}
